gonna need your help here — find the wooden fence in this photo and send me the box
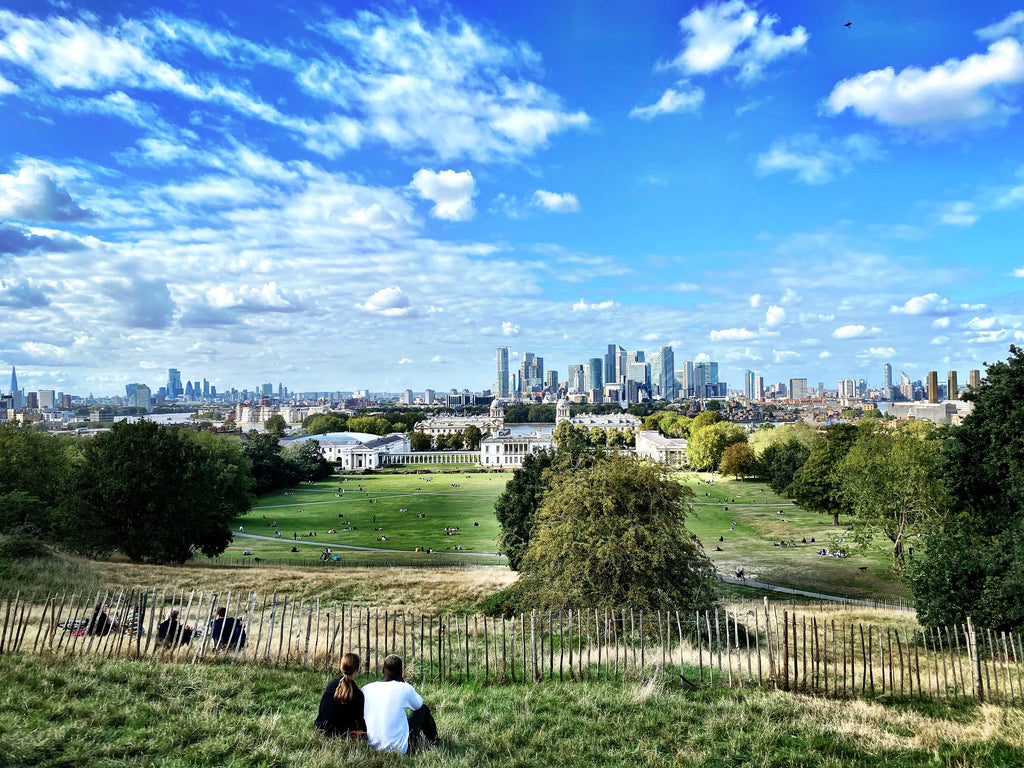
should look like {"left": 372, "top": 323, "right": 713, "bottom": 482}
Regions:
{"left": 1, "top": 589, "right": 1021, "bottom": 707}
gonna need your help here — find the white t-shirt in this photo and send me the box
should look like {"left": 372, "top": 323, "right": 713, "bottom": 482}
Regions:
{"left": 361, "top": 680, "right": 424, "bottom": 754}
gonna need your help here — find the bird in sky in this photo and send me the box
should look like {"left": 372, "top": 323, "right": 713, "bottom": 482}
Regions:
{"left": 844, "top": 21, "right": 852, "bottom": 28}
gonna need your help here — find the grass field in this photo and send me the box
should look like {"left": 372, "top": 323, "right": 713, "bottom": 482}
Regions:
{"left": 3, "top": 653, "right": 1022, "bottom": 768}
{"left": 226, "top": 473, "right": 509, "bottom": 562}
{"left": 679, "top": 472, "right": 910, "bottom": 600}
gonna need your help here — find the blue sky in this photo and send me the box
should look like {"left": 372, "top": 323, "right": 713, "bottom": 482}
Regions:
{"left": 2, "top": 0, "right": 1023, "bottom": 396}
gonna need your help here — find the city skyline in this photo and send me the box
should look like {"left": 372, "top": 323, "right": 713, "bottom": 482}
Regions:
{"left": 2, "top": 2, "right": 1024, "bottom": 393}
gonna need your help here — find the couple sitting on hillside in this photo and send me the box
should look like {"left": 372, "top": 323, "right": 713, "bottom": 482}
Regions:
{"left": 315, "top": 653, "right": 437, "bottom": 754}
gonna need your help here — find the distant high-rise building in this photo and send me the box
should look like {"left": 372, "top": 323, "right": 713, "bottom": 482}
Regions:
{"left": 26, "top": 391, "right": 38, "bottom": 409}
{"left": 693, "top": 361, "right": 718, "bottom": 398}
{"left": 568, "top": 364, "right": 585, "bottom": 393}
{"left": 969, "top": 369, "right": 981, "bottom": 390}
{"left": 676, "top": 361, "right": 694, "bottom": 398}
{"left": 495, "top": 347, "right": 510, "bottom": 398}
{"left": 788, "top": 378, "right": 808, "bottom": 400}
{"left": 167, "top": 368, "right": 183, "bottom": 399}
{"left": 518, "top": 352, "right": 544, "bottom": 393}
{"left": 604, "top": 344, "right": 624, "bottom": 386}
{"left": 649, "top": 347, "right": 675, "bottom": 399}
{"left": 423, "top": 388, "right": 435, "bottom": 405}
{"left": 204, "top": 379, "right": 211, "bottom": 398}
{"left": 817, "top": 381, "right": 825, "bottom": 398}
{"left": 134, "top": 384, "right": 152, "bottom": 412}
{"left": 755, "top": 375, "right": 764, "bottom": 401}
{"left": 9, "top": 366, "right": 17, "bottom": 396}
{"left": 37, "top": 389, "right": 55, "bottom": 410}
{"left": 883, "top": 363, "right": 893, "bottom": 389}
{"left": 586, "top": 358, "right": 603, "bottom": 391}
{"left": 546, "top": 371, "right": 559, "bottom": 391}
{"left": 858, "top": 378, "right": 867, "bottom": 396}
{"left": 947, "top": 370, "right": 958, "bottom": 401}
{"left": 744, "top": 370, "right": 756, "bottom": 401}
{"left": 927, "top": 371, "right": 939, "bottom": 403}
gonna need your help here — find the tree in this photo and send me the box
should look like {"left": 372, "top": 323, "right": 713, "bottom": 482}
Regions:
{"left": 494, "top": 450, "right": 555, "bottom": 570}
{"left": 0, "top": 425, "right": 76, "bottom": 535}
{"left": 691, "top": 410, "right": 722, "bottom": 432}
{"left": 302, "top": 413, "right": 349, "bottom": 434}
{"left": 760, "top": 439, "right": 811, "bottom": 495}
{"left": 60, "top": 422, "right": 253, "bottom": 563}
{"left": 243, "top": 431, "right": 295, "bottom": 494}
{"left": 790, "top": 423, "right": 858, "bottom": 525}
{"left": 284, "top": 439, "right": 333, "bottom": 482}
{"left": 409, "top": 431, "right": 432, "bottom": 451}
{"left": 264, "top": 414, "right": 288, "bottom": 438}
{"left": 346, "top": 415, "right": 393, "bottom": 436}
{"left": 720, "top": 442, "right": 756, "bottom": 479}
{"left": 687, "top": 421, "right": 745, "bottom": 471}
{"left": 839, "top": 422, "right": 948, "bottom": 567}
{"left": 910, "top": 345, "right": 1024, "bottom": 631}
{"left": 462, "top": 425, "right": 483, "bottom": 450}
{"left": 517, "top": 454, "right": 715, "bottom": 613}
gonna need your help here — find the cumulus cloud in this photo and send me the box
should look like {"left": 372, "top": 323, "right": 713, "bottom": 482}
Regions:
{"left": 937, "top": 201, "right": 979, "bottom": 226}
{"left": 890, "top": 293, "right": 951, "bottom": 315}
{"left": 0, "top": 278, "right": 49, "bottom": 308}
{"left": 0, "top": 73, "right": 17, "bottom": 93}
{"left": 629, "top": 83, "right": 704, "bottom": 119}
{"left": 409, "top": 169, "right": 476, "bottom": 221}
{"left": 572, "top": 298, "right": 616, "bottom": 311}
{"left": 356, "top": 286, "right": 412, "bottom": 316}
{"left": 819, "top": 350, "right": 831, "bottom": 358}
{"left": 933, "top": 317, "right": 951, "bottom": 328}
{"left": 666, "top": 0, "right": 808, "bottom": 82}
{"left": 748, "top": 293, "right": 762, "bottom": 307}
{"left": 833, "top": 324, "right": 878, "bottom": 339}
{"left": 430, "top": 355, "right": 446, "bottom": 363}
{"left": 710, "top": 327, "right": 758, "bottom": 340}
{"left": 533, "top": 190, "right": 580, "bottom": 213}
{"left": 825, "top": 38, "right": 1024, "bottom": 128}
{"left": 397, "top": 358, "right": 413, "bottom": 364}
{"left": 765, "top": 304, "right": 785, "bottom": 326}
{"left": 1013, "top": 266, "right": 1024, "bottom": 277}
{"left": 0, "top": 164, "right": 92, "bottom": 221}
{"left": 106, "top": 276, "right": 177, "bottom": 330}
{"left": 867, "top": 346, "right": 896, "bottom": 357}
{"left": 206, "top": 281, "right": 299, "bottom": 312}
{"left": 0, "top": 224, "right": 85, "bottom": 256}
{"left": 501, "top": 321, "right": 520, "bottom": 336}
{"left": 756, "top": 133, "right": 883, "bottom": 184}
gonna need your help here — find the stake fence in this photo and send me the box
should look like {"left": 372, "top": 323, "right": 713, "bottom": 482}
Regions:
{"left": 2, "top": 589, "right": 1020, "bottom": 707}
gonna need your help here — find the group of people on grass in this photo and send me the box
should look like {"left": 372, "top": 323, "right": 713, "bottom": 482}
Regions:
{"left": 315, "top": 653, "right": 437, "bottom": 754}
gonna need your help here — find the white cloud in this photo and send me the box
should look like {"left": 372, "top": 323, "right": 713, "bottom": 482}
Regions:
{"left": 0, "top": 162, "right": 92, "bottom": 221}
{"left": 756, "top": 133, "right": 883, "bottom": 185}
{"left": 356, "top": 286, "right": 412, "bottom": 316}
{"left": 0, "top": 73, "right": 17, "bottom": 93}
{"left": 642, "top": 332, "right": 660, "bottom": 341}
{"left": 533, "top": 190, "right": 580, "bottom": 213}
{"left": 694, "top": 352, "right": 712, "bottom": 363}
{"left": 748, "top": 293, "right": 762, "bottom": 307}
{"left": 967, "top": 316, "right": 998, "bottom": 330}
{"left": 629, "top": 83, "right": 704, "bottom": 119}
{"left": 976, "top": 11, "right": 1024, "bottom": 41}
{"left": 833, "top": 324, "right": 876, "bottom": 339}
{"left": 206, "top": 281, "right": 297, "bottom": 311}
{"left": 667, "top": 282, "right": 700, "bottom": 292}
{"left": 430, "top": 355, "right": 446, "bottom": 363}
{"left": 931, "top": 336, "right": 949, "bottom": 345}
{"left": 773, "top": 349, "right": 799, "bottom": 363}
{"left": 501, "top": 321, "right": 520, "bottom": 336}
{"left": 1013, "top": 266, "right": 1024, "bottom": 277}
{"left": 572, "top": 299, "right": 616, "bottom": 311}
{"left": 710, "top": 327, "right": 758, "bottom": 340}
{"left": 867, "top": 346, "right": 896, "bottom": 357}
{"left": 825, "top": 38, "right": 1024, "bottom": 127}
{"left": 819, "top": 351, "right": 831, "bottom": 358}
{"left": 764, "top": 304, "right": 785, "bottom": 326}
{"left": 667, "top": 0, "right": 809, "bottom": 82}
{"left": 409, "top": 169, "right": 476, "bottom": 221}
{"left": 397, "top": 357, "right": 413, "bottom": 364}
{"left": 937, "top": 201, "right": 979, "bottom": 226}
{"left": 932, "top": 317, "right": 951, "bottom": 328}
{"left": 890, "top": 293, "right": 951, "bottom": 315}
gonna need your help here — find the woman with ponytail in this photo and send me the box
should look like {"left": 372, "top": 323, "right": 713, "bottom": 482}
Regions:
{"left": 314, "top": 653, "right": 366, "bottom": 738}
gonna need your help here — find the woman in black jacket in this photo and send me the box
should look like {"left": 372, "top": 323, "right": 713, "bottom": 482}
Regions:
{"left": 315, "top": 653, "right": 366, "bottom": 738}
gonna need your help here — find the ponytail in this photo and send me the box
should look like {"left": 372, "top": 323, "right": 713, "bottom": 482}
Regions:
{"left": 333, "top": 653, "right": 360, "bottom": 703}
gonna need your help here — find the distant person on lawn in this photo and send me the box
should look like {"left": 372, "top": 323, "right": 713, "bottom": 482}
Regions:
{"left": 315, "top": 652, "right": 366, "bottom": 738}
{"left": 362, "top": 654, "right": 437, "bottom": 753}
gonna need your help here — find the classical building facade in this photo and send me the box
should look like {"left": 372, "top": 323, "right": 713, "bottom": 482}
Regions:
{"left": 480, "top": 427, "right": 553, "bottom": 468}
{"left": 281, "top": 432, "right": 410, "bottom": 470}
{"left": 414, "top": 399, "right": 505, "bottom": 437}
{"left": 634, "top": 431, "right": 689, "bottom": 466}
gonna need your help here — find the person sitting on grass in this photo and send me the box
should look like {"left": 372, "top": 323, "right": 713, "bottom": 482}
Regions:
{"left": 88, "top": 603, "right": 119, "bottom": 636}
{"left": 157, "top": 609, "right": 194, "bottom": 646}
{"left": 210, "top": 606, "right": 247, "bottom": 650}
{"left": 362, "top": 654, "right": 437, "bottom": 754}
{"left": 315, "top": 652, "right": 366, "bottom": 739}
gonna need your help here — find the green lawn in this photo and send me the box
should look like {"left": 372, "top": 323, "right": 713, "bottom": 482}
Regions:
{"left": 680, "top": 472, "right": 910, "bottom": 600}
{"left": 228, "top": 473, "right": 509, "bottom": 562}
{"left": 3, "top": 653, "right": 1021, "bottom": 768}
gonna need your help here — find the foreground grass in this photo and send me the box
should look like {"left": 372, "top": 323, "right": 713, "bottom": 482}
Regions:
{"left": 2, "top": 654, "right": 1022, "bottom": 768}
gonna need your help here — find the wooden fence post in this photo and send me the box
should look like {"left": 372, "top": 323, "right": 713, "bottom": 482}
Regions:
{"left": 967, "top": 618, "right": 983, "bottom": 703}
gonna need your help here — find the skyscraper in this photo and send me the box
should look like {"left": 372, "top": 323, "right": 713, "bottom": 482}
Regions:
{"left": 789, "top": 378, "right": 808, "bottom": 400}
{"left": 9, "top": 366, "right": 16, "bottom": 395}
{"left": 969, "top": 369, "right": 981, "bottom": 390}
{"left": 927, "top": 371, "right": 939, "bottom": 403}
{"left": 883, "top": 363, "right": 893, "bottom": 389}
{"left": 567, "top": 364, "right": 585, "bottom": 393}
{"left": 744, "top": 369, "right": 755, "bottom": 401}
{"left": 167, "top": 368, "right": 183, "bottom": 399}
{"left": 604, "top": 344, "right": 623, "bottom": 386}
{"left": 586, "top": 358, "right": 603, "bottom": 392}
{"left": 654, "top": 346, "right": 675, "bottom": 399}
{"left": 676, "top": 361, "right": 694, "bottom": 398}
{"left": 947, "top": 370, "right": 958, "bottom": 401}
{"left": 495, "top": 347, "right": 509, "bottom": 398}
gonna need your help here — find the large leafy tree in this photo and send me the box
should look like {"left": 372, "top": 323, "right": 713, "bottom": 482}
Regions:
{"left": 283, "top": 440, "right": 333, "bottom": 482}
{"left": 0, "top": 425, "right": 77, "bottom": 534}
{"left": 517, "top": 453, "right": 715, "bottom": 612}
{"left": 910, "top": 345, "right": 1024, "bottom": 630}
{"left": 242, "top": 431, "right": 296, "bottom": 494}
{"left": 264, "top": 414, "right": 288, "bottom": 438}
{"left": 61, "top": 422, "right": 253, "bottom": 563}
{"left": 759, "top": 439, "right": 811, "bottom": 495}
{"left": 302, "top": 413, "right": 349, "bottom": 435}
{"left": 790, "top": 423, "right": 858, "bottom": 525}
{"left": 494, "top": 449, "right": 555, "bottom": 570}
{"left": 839, "top": 421, "right": 948, "bottom": 568}
{"left": 720, "top": 442, "right": 756, "bottom": 479}
{"left": 686, "top": 421, "right": 745, "bottom": 471}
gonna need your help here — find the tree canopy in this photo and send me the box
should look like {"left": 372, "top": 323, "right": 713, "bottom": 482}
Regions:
{"left": 687, "top": 421, "right": 745, "bottom": 471}
{"left": 60, "top": 422, "right": 253, "bottom": 563}
{"left": 790, "top": 423, "right": 858, "bottom": 525}
{"left": 516, "top": 453, "right": 715, "bottom": 613}
{"left": 493, "top": 449, "right": 554, "bottom": 570}
{"left": 910, "top": 345, "right": 1024, "bottom": 630}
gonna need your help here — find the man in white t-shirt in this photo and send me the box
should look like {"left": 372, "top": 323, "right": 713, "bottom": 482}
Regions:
{"left": 362, "top": 654, "right": 437, "bottom": 753}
